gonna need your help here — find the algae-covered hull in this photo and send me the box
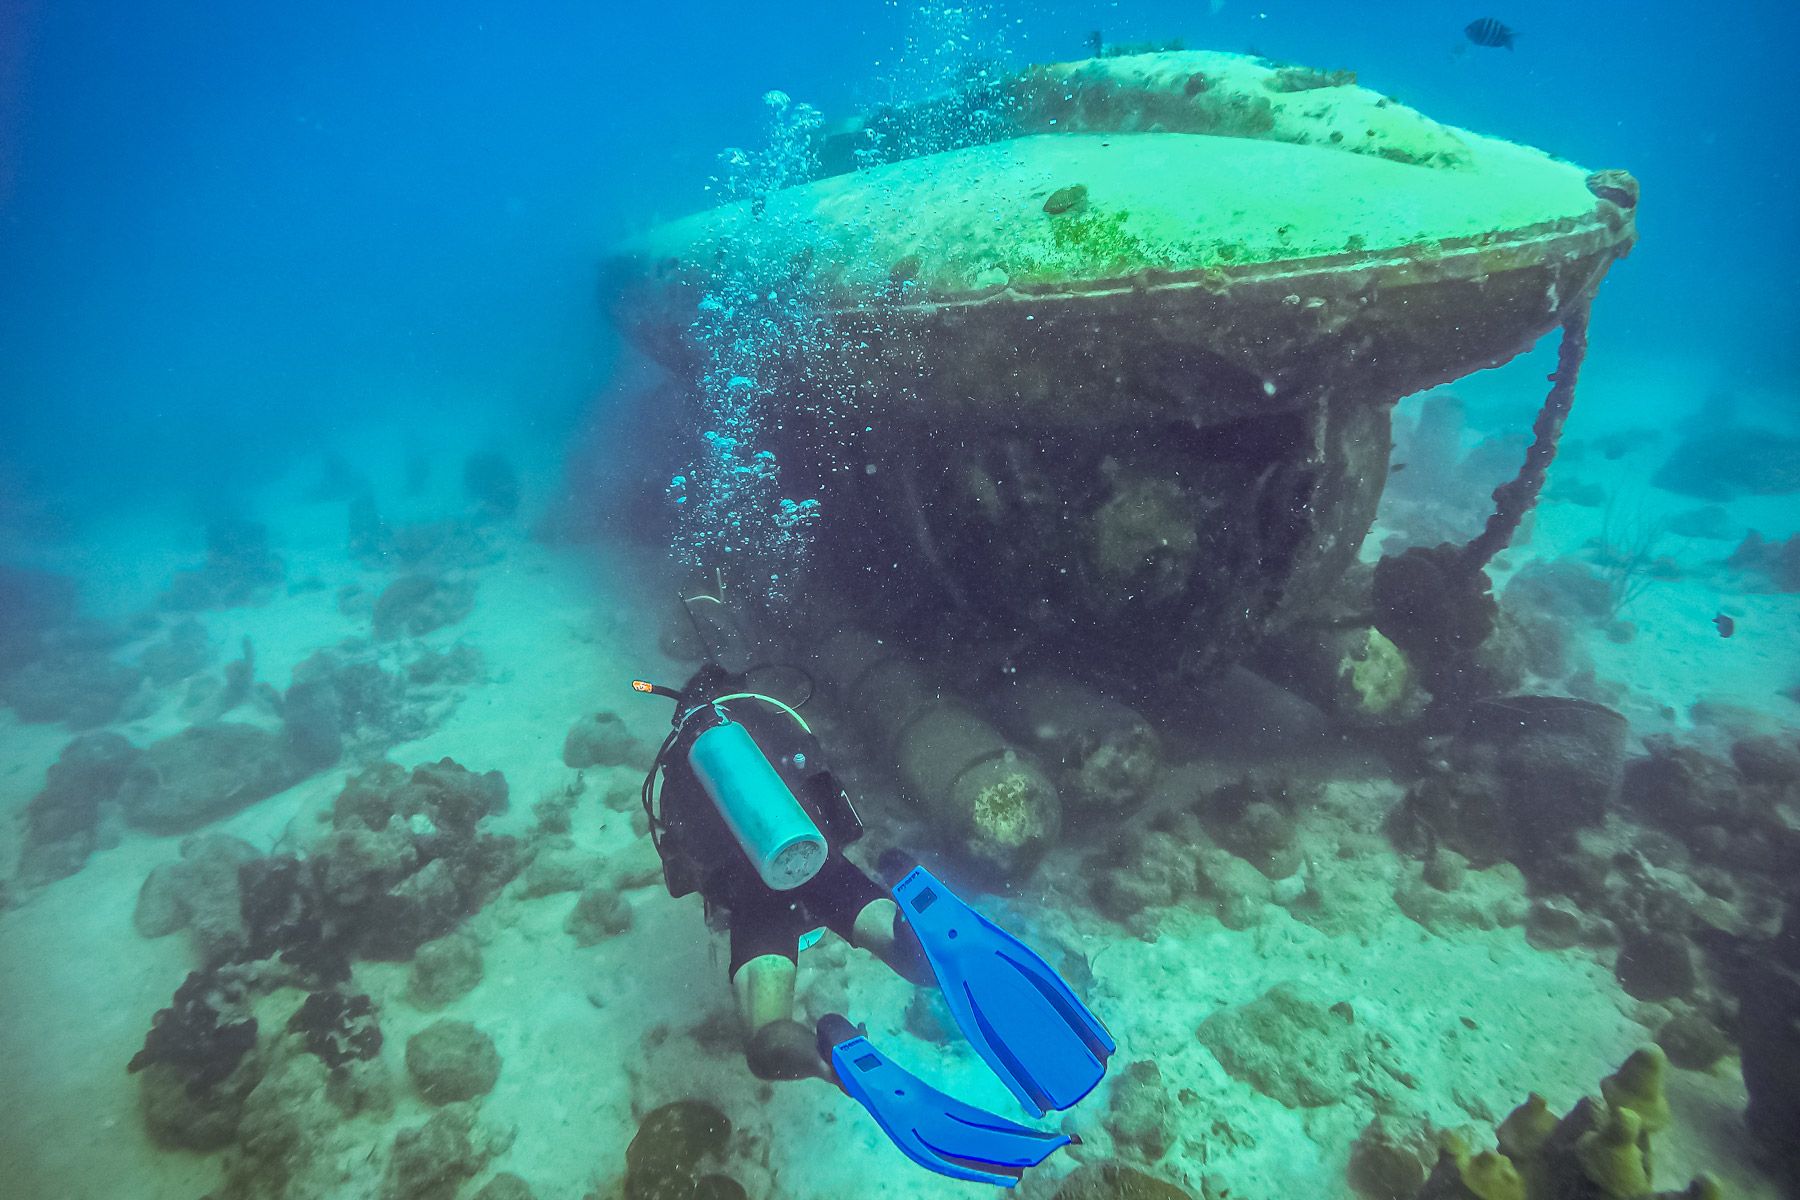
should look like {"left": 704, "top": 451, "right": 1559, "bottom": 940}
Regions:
{"left": 606, "top": 51, "right": 1638, "bottom": 684}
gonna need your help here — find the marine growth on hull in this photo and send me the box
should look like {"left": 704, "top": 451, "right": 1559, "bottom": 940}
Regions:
{"left": 608, "top": 48, "right": 1638, "bottom": 691}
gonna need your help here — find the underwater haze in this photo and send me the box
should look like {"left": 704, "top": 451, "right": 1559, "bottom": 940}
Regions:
{"left": 2, "top": 2, "right": 1798, "bottom": 1200}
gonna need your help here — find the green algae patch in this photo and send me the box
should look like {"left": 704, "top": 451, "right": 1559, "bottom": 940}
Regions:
{"left": 1019, "top": 204, "right": 1165, "bottom": 282}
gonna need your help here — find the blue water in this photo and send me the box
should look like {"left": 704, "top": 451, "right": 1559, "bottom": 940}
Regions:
{"left": 2, "top": 1, "right": 1795, "bottom": 513}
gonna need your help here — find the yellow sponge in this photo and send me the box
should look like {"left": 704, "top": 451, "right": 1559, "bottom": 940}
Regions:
{"left": 1601, "top": 1046, "right": 1672, "bottom": 1135}
{"left": 1416, "top": 1138, "right": 1526, "bottom": 1200}
{"left": 1575, "top": 1104, "right": 1650, "bottom": 1197}
{"left": 1461, "top": 1150, "right": 1526, "bottom": 1200}
{"left": 1496, "top": 1092, "right": 1557, "bottom": 1163}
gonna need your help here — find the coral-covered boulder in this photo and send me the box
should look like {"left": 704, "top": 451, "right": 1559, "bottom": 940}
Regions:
{"left": 565, "top": 884, "right": 633, "bottom": 946}
{"left": 385, "top": 1102, "right": 505, "bottom": 1200}
{"left": 132, "top": 833, "right": 262, "bottom": 960}
{"left": 1732, "top": 733, "right": 1800, "bottom": 785}
{"left": 119, "top": 723, "right": 298, "bottom": 833}
{"left": 1615, "top": 928, "right": 1698, "bottom": 1002}
{"left": 160, "top": 517, "right": 286, "bottom": 610}
{"left": 407, "top": 933, "right": 484, "bottom": 1009}
{"left": 1202, "top": 775, "right": 1308, "bottom": 879}
{"left": 361, "top": 858, "right": 463, "bottom": 959}
{"left": 406, "top": 1020, "right": 500, "bottom": 1104}
{"left": 313, "top": 759, "right": 517, "bottom": 960}
{"left": 1052, "top": 1163, "right": 1193, "bottom": 1200}
{"left": 284, "top": 645, "right": 480, "bottom": 763}
{"left": 1347, "top": 1117, "right": 1431, "bottom": 1200}
{"left": 372, "top": 574, "right": 476, "bottom": 640}
{"left": 562, "top": 710, "right": 645, "bottom": 769}
{"left": 472, "top": 1174, "right": 535, "bottom": 1200}
{"left": 0, "top": 565, "right": 76, "bottom": 673}
{"left": 1654, "top": 427, "right": 1800, "bottom": 501}
{"left": 1726, "top": 530, "right": 1800, "bottom": 593}
{"left": 1622, "top": 741, "right": 1746, "bottom": 831}
{"left": 0, "top": 649, "right": 144, "bottom": 728}
{"left": 128, "top": 967, "right": 260, "bottom": 1149}
{"left": 625, "top": 1101, "right": 737, "bottom": 1200}
{"left": 288, "top": 989, "right": 383, "bottom": 1068}
{"left": 990, "top": 672, "right": 1163, "bottom": 816}
{"left": 17, "top": 730, "right": 139, "bottom": 885}
{"left": 137, "top": 617, "right": 213, "bottom": 686}
{"left": 1105, "top": 1060, "right": 1177, "bottom": 1162}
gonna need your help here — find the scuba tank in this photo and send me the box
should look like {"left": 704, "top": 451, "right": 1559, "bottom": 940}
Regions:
{"left": 687, "top": 717, "right": 826, "bottom": 890}
{"left": 636, "top": 660, "right": 860, "bottom": 898}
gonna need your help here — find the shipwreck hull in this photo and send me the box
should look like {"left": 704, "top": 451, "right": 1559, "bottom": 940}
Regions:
{"left": 606, "top": 52, "right": 1637, "bottom": 685}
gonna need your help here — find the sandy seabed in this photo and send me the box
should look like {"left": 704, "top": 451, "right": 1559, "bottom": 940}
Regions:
{"left": 1, "top": 360, "right": 1795, "bottom": 1200}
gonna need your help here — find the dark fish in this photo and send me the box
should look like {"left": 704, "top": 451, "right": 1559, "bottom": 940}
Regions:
{"left": 1465, "top": 17, "right": 1516, "bottom": 49}
{"left": 1389, "top": 462, "right": 1408, "bottom": 474}
{"left": 1087, "top": 29, "right": 1104, "bottom": 57}
{"left": 1713, "top": 613, "right": 1736, "bottom": 638}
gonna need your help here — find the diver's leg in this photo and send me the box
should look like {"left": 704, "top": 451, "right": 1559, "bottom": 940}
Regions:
{"left": 731, "top": 953, "right": 796, "bottom": 1031}
{"left": 727, "top": 882, "right": 819, "bottom": 1081}
{"left": 812, "top": 854, "right": 934, "bottom": 985}
{"left": 851, "top": 898, "right": 903, "bottom": 956}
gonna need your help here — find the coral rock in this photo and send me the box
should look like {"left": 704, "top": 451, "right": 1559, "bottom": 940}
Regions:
{"left": 562, "top": 710, "right": 645, "bottom": 769}
{"left": 18, "top": 730, "right": 139, "bottom": 884}
{"left": 0, "top": 649, "right": 144, "bottom": 728}
{"left": 1106, "top": 1060, "right": 1178, "bottom": 1162}
{"left": 118, "top": 723, "right": 297, "bottom": 833}
{"left": 131, "top": 833, "right": 262, "bottom": 960}
{"left": 385, "top": 1102, "right": 498, "bottom": 1200}
{"left": 372, "top": 574, "right": 476, "bottom": 640}
{"left": 626, "top": 1100, "right": 736, "bottom": 1200}
{"left": 1348, "top": 1116, "right": 1431, "bottom": 1199}
{"left": 408, "top": 933, "right": 484, "bottom": 1009}
{"left": 1052, "top": 1162, "right": 1194, "bottom": 1200}
{"left": 159, "top": 517, "right": 285, "bottom": 611}
{"left": 1655, "top": 1012, "right": 1730, "bottom": 1072}
{"left": 522, "top": 842, "right": 602, "bottom": 898}
{"left": 565, "top": 884, "right": 633, "bottom": 946}
{"left": 406, "top": 1019, "right": 500, "bottom": 1104}
{"left": 1614, "top": 930, "right": 1697, "bottom": 1003}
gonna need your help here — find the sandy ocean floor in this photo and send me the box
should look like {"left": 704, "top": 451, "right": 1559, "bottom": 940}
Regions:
{"left": 1, "top": 354, "right": 1795, "bottom": 1200}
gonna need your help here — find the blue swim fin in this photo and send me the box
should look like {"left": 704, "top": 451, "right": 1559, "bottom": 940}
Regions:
{"left": 892, "top": 866, "right": 1115, "bottom": 1118}
{"left": 818, "top": 1015, "right": 1071, "bottom": 1188}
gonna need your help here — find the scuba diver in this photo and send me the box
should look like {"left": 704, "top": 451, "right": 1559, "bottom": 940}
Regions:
{"left": 630, "top": 595, "right": 1114, "bottom": 1187}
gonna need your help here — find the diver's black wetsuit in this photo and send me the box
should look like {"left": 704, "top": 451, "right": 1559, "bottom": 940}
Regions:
{"left": 648, "top": 666, "right": 883, "bottom": 974}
